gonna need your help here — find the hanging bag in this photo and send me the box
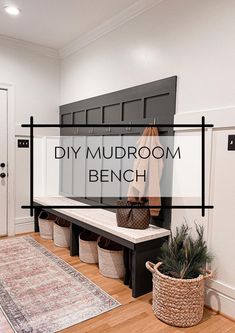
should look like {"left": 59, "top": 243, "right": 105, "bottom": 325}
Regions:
{"left": 116, "top": 200, "right": 150, "bottom": 229}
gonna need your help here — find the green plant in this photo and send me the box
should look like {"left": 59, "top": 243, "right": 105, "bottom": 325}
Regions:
{"left": 159, "top": 223, "right": 213, "bottom": 279}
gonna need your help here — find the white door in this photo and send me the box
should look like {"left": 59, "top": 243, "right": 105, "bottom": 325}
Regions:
{"left": 0, "top": 89, "right": 8, "bottom": 236}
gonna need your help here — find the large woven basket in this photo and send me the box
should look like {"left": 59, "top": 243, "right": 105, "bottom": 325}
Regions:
{"left": 98, "top": 237, "right": 125, "bottom": 279}
{"left": 146, "top": 261, "right": 212, "bottom": 327}
{"left": 79, "top": 232, "right": 99, "bottom": 264}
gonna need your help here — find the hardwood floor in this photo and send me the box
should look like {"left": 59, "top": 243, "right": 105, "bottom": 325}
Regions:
{"left": 0, "top": 233, "right": 234, "bottom": 333}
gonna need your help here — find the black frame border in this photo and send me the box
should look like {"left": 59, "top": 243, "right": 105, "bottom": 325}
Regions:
{"left": 21, "top": 116, "right": 214, "bottom": 217}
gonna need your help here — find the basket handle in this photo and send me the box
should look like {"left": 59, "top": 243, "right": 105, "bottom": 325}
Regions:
{"left": 146, "top": 262, "right": 211, "bottom": 280}
{"left": 146, "top": 261, "right": 163, "bottom": 273}
{"left": 203, "top": 270, "right": 213, "bottom": 280}
{"left": 145, "top": 261, "right": 155, "bottom": 273}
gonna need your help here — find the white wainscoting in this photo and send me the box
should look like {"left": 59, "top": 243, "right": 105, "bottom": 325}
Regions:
{"left": 172, "top": 107, "right": 235, "bottom": 319}
{"left": 15, "top": 217, "right": 34, "bottom": 234}
{"left": 15, "top": 128, "right": 59, "bottom": 236}
{"left": 14, "top": 107, "right": 235, "bottom": 319}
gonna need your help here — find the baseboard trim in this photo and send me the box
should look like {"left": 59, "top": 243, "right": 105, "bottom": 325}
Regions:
{"left": 205, "top": 305, "right": 235, "bottom": 323}
{"left": 207, "top": 279, "right": 235, "bottom": 300}
{"left": 205, "top": 286, "right": 235, "bottom": 320}
{"left": 15, "top": 217, "right": 34, "bottom": 234}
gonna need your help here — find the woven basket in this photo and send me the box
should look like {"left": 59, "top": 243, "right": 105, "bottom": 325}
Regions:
{"left": 38, "top": 211, "right": 55, "bottom": 240}
{"left": 53, "top": 222, "right": 70, "bottom": 248}
{"left": 146, "top": 262, "right": 212, "bottom": 327}
{"left": 79, "top": 232, "right": 99, "bottom": 264}
{"left": 98, "top": 238, "right": 125, "bottom": 279}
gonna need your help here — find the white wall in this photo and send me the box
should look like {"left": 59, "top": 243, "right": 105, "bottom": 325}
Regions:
{"left": 206, "top": 127, "right": 235, "bottom": 318}
{"left": 0, "top": 37, "right": 60, "bottom": 233}
{"left": 60, "top": 0, "right": 235, "bottom": 319}
{"left": 1, "top": 0, "right": 233, "bottom": 319}
{"left": 61, "top": 0, "right": 235, "bottom": 113}
{"left": 173, "top": 109, "right": 235, "bottom": 319}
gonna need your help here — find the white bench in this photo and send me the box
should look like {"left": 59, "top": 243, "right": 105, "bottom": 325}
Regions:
{"left": 34, "top": 196, "right": 170, "bottom": 297}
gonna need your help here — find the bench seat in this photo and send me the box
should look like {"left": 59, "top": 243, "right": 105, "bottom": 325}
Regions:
{"left": 33, "top": 196, "right": 170, "bottom": 297}
{"left": 34, "top": 197, "right": 170, "bottom": 244}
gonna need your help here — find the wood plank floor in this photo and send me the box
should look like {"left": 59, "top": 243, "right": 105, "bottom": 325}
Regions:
{"left": 0, "top": 233, "right": 234, "bottom": 333}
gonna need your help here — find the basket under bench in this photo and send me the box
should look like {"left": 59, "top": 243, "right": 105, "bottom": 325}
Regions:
{"left": 33, "top": 197, "right": 170, "bottom": 298}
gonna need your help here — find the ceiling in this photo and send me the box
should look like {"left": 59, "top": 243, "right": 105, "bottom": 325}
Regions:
{"left": 0, "top": 0, "right": 138, "bottom": 49}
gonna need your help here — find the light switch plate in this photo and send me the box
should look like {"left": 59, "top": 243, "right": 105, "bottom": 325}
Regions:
{"left": 228, "top": 135, "right": 235, "bottom": 151}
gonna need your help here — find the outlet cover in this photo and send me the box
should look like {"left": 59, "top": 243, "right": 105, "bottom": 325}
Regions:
{"left": 228, "top": 135, "right": 235, "bottom": 151}
{"left": 18, "top": 139, "right": 29, "bottom": 148}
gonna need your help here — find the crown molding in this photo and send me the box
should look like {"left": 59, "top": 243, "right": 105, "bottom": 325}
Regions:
{"left": 0, "top": 0, "right": 163, "bottom": 59}
{"left": 0, "top": 35, "right": 59, "bottom": 59}
{"left": 59, "top": 0, "right": 164, "bottom": 58}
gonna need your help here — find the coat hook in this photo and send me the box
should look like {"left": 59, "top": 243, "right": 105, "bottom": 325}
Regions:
{"left": 126, "top": 121, "right": 132, "bottom": 132}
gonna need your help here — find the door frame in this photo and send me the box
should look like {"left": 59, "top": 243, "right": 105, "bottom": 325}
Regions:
{"left": 0, "top": 82, "right": 15, "bottom": 236}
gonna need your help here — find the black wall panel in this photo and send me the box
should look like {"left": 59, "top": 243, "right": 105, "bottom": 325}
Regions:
{"left": 73, "top": 110, "right": 86, "bottom": 124}
{"left": 87, "top": 107, "right": 102, "bottom": 123}
{"left": 60, "top": 76, "right": 177, "bottom": 229}
{"left": 123, "top": 99, "right": 142, "bottom": 121}
{"left": 144, "top": 94, "right": 170, "bottom": 121}
{"left": 103, "top": 104, "right": 121, "bottom": 123}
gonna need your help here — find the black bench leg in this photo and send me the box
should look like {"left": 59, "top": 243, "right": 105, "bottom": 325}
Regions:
{"left": 34, "top": 207, "right": 41, "bottom": 232}
{"left": 70, "top": 223, "right": 80, "bottom": 256}
{"left": 129, "top": 250, "right": 133, "bottom": 289}
{"left": 131, "top": 238, "right": 167, "bottom": 298}
{"left": 123, "top": 247, "right": 131, "bottom": 285}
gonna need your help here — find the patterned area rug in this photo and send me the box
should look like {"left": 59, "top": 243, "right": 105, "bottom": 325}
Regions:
{"left": 0, "top": 237, "right": 120, "bottom": 333}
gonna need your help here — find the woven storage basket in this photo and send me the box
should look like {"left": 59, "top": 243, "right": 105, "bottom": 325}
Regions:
{"left": 38, "top": 211, "right": 55, "bottom": 240}
{"left": 146, "top": 262, "right": 212, "bottom": 327}
{"left": 53, "top": 220, "right": 70, "bottom": 248}
{"left": 79, "top": 231, "right": 99, "bottom": 264}
{"left": 98, "top": 237, "right": 125, "bottom": 279}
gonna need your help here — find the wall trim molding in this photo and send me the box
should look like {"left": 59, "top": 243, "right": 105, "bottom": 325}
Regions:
{"left": 173, "top": 106, "right": 235, "bottom": 320}
{"left": 174, "top": 106, "right": 235, "bottom": 130}
{"left": 15, "top": 217, "right": 34, "bottom": 224}
{"left": 0, "top": 82, "right": 16, "bottom": 236}
{"left": 205, "top": 287, "right": 235, "bottom": 320}
{"left": 1, "top": 0, "right": 164, "bottom": 59}
{"left": 15, "top": 124, "right": 59, "bottom": 137}
{"left": 15, "top": 218, "right": 34, "bottom": 234}
{"left": 207, "top": 279, "right": 235, "bottom": 300}
{"left": 0, "top": 35, "right": 59, "bottom": 59}
{"left": 59, "top": 0, "right": 164, "bottom": 58}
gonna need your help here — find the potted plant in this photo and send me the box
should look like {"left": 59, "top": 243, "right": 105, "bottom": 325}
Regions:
{"left": 146, "top": 223, "right": 213, "bottom": 327}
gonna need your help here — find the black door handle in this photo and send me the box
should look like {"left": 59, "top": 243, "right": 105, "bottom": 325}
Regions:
{"left": 0, "top": 173, "right": 6, "bottom": 178}
{"left": 0, "top": 163, "right": 5, "bottom": 168}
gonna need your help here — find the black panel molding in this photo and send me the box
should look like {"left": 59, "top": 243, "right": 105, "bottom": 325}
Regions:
{"left": 60, "top": 76, "right": 177, "bottom": 229}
